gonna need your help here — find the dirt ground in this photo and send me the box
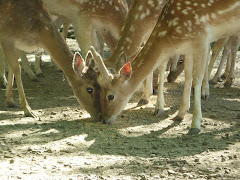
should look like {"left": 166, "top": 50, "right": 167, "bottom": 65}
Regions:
{"left": 0, "top": 39, "right": 240, "bottom": 179}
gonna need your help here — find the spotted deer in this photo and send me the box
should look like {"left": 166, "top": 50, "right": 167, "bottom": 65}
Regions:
{"left": 90, "top": 0, "right": 240, "bottom": 134}
{"left": 0, "top": 0, "right": 101, "bottom": 119}
{"left": 42, "top": 0, "right": 128, "bottom": 57}
{"left": 99, "top": 0, "right": 166, "bottom": 105}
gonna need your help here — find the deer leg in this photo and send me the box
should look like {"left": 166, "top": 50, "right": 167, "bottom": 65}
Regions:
{"left": 73, "top": 17, "right": 93, "bottom": 57}
{"left": 94, "top": 30, "right": 105, "bottom": 58}
{"left": 210, "top": 44, "right": 230, "bottom": 84}
{"left": 5, "top": 67, "right": 16, "bottom": 107}
{"left": 189, "top": 44, "right": 209, "bottom": 135}
{"left": 154, "top": 62, "right": 168, "bottom": 117}
{"left": 1, "top": 41, "right": 36, "bottom": 118}
{"left": 173, "top": 52, "right": 193, "bottom": 122}
{"left": 0, "top": 47, "right": 7, "bottom": 88}
{"left": 221, "top": 53, "right": 231, "bottom": 79}
{"left": 34, "top": 49, "right": 44, "bottom": 77}
{"left": 101, "top": 30, "right": 118, "bottom": 56}
{"left": 19, "top": 51, "right": 38, "bottom": 82}
{"left": 62, "top": 22, "right": 70, "bottom": 40}
{"left": 208, "top": 37, "right": 228, "bottom": 78}
{"left": 224, "top": 43, "right": 239, "bottom": 87}
{"left": 152, "top": 69, "right": 159, "bottom": 95}
{"left": 201, "top": 46, "right": 210, "bottom": 101}
{"left": 138, "top": 72, "right": 153, "bottom": 105}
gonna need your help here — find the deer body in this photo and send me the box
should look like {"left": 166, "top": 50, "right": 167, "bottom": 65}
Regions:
{"left": 104, "top": 0, "right": 166, "bottom": 69}
{"left": 92, "top": 0, "right": 240, "bottom": 134}
{"left": 42, "top": 0, "right": 128, "bottom": 57}
{"left": 0, "top": 0, "right": 101, "bottom": 119}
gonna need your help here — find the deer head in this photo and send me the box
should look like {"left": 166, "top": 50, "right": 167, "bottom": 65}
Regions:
{"left": 70, "top": 51, "right": 102, "bottom": 120}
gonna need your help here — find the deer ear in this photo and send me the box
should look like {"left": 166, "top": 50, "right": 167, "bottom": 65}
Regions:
{"left": 73, "top": 52, "right": 85, "bottom": 74}
{"left": 85, "top": 50, "right": 95, "bottom": 69}
{"left": 120, "top": 62, "right": 132, "bottom": 80}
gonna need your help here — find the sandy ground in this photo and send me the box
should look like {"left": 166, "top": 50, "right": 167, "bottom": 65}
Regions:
{"left": 0, "top": 39, "right": 240, "bottom": 179}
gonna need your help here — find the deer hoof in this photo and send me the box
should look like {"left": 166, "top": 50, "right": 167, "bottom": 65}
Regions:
{"left": 0, "top": 83, "right": 6, "bottom": 89}
{"left": 224, "top": 81, "right": 232, "bottom": 88}
{"left": 201, "top": 94, "right": 209, "bottom": 101}
{"left": 154, "top": 109, "right": 165, "bottom": 117}
{"left": 209, "top": 79, "right": 217, "bottom": 85}
{"left": 31, "top": 77, "right": 39, "bottom": 82}
{"left": 7, "top": 102, "right": 19, "bottom": 108}
{"left": 24, "top": 111, "right": 37, "bottom": 118}
{"left": 220, "top": 74, "right": 227, "bottom": 79}
{"left": 153, "top": 89, "right": 158, "bottom": 95}
{"left": 36, "top": 73, "right": 45, "bottom": 78}
{"left": 187, "top": 128, "right": 200, "bottom": 135}
{"left": 137, "top": 99, "right": 149, "bottom": 106}
{"left": 171, "top": 115, "right": 183, "bottom": 121}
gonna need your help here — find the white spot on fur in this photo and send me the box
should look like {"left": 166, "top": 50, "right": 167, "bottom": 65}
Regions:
{"left": 211, "top": 13, "right": 216, "bottom": 19}
{"left": 140, "top": 13, "right": 146, "bottom": 20}
{"left": 130, "top": 25, "right": 135, "bottom": 32}
{"left": 115, "top": 6, "right": 119, "bottom": 11}
{"left": 158, "top": 31, "right": 167, "bottom": 37}
{"left": 182, "top": 9, "right": 188, "bottom": 15}
{"left": 138, "top": 5, "right": 143, "bottom": 11}
{"left": 201, "top": 4, "right": 206, "bottom": 8}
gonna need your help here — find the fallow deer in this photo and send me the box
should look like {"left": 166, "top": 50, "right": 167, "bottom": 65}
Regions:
{"left": 15, "top": 0, "right": 129, "bottom": 82}
{"left": 0, "top": 0, "right": 101, "bottom": 119}
{"left": 98, "top": 0, "right": 167, "bottom": 105}
{"left": 90, "top": 0, "right": 240, "bottom": 134}
{"left": 42, "top": 0, "right": 128, "bottom": 57}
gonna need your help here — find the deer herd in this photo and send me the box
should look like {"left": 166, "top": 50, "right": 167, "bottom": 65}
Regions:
{"left": 0, "top": 0, "right": 240, "bottom": 135}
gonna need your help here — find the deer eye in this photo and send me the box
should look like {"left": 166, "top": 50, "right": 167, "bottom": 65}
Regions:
{"left": 108, "top": 95, "right": 114, "bottom": 101}
{"left": 86, "top": 87, "right": 93, "bottom": 93}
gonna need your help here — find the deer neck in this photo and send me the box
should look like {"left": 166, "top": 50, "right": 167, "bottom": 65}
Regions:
{"left": 127, "top": 36, "right": 171, "bottom": 92}
{"left": 105, "top": 0, "right": 166, "bottom": 69}
{"left": 40, "top": 26, "right": 76, "bottom": 83}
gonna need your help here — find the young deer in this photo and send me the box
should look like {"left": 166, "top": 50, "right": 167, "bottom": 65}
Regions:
{"left": 0, "top": 0, "right": 101, "bottom": 119}
{"left": 90, "top": 0, "right": 240, "bottom": 134}
{"left": 42, "top": 0, "right": 128, "bottom": 57}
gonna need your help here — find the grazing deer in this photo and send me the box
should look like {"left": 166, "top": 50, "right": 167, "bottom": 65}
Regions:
{"left": 0, "top": 0, "right": 101, "bottom": 119}
{"left": 42, "top": 0, "right": 128, "bottom": 57}
{"left": 167, "top": 55, "right": 185, "bottom": 83}
{"left": 90, "top": 0, "right": 240, "bottom": 134}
